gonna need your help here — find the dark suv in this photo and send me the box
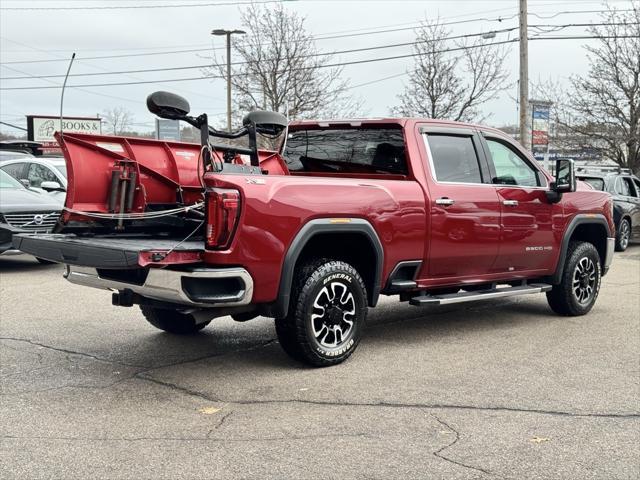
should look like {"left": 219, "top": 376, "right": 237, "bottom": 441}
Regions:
{"left": 577, "top": 167, "right": 640, "bottom": 251}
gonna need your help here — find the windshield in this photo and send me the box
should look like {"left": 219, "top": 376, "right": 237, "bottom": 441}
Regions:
{"left": 0, "top": 169, "right": 24, "bottom": 189}
{"left": 579, "top": 176, "right": 605, "bottom": 191}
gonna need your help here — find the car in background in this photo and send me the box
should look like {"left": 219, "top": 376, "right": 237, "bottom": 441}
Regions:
{"left": 0, "top": 150, "right": 34, "bottom": 161}
{"left": 0, "top": 140, "right": 42, "bottom": 157}
{"left": 0, "top": 156, "right": 67, "bottom": 200}
{"left": 0, "top": 170, "right": 62, "bottom": 262}
{"left": 576, "top": 166, "right": 640, "bottom": 251}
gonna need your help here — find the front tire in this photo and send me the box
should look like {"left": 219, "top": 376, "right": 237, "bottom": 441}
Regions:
{"left": 615, "top": 218, "right": 631, "bottom": 252}
{"left": 275, "top": 259, "right": 367, "bottom": 367}
{"left": 546, "top": 241, "right": 601, "bottom": 316}
{"left": 140, "top": 306, "right": 210, "bottom": 334}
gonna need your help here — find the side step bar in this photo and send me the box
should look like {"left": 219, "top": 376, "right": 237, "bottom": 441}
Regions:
{"left": 409, "top": 283, "right": 552, "bottom": 306}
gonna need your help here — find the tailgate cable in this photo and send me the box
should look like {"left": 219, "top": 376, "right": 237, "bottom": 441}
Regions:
{"left": 150, "top": 220, "right": 205, "bottom": 262}
{"left": 63, "top": 202, "right": 203, "bottom": 220}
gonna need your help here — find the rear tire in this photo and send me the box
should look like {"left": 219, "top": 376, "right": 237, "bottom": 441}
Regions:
{"left": 140, "top": 306, "right": 210, "bottom": 334}
{"left": 546, "top": 241, "right": 601, "bottom": 316}
{"left": 615, "top": 218, "right": 631, "bottom": 252}
{"left": 275, "top": 259, "right": 367, "bottom": 367}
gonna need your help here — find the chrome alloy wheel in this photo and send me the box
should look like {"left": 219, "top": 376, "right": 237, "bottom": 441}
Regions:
{"left": 619, "top": 221, "right": 630, "bottom": 250}
{"left": 311, "top": 282, "right": 356, "bottom": 348}
{"left": 572, "top": 257, "right": 597, "bottom": 304}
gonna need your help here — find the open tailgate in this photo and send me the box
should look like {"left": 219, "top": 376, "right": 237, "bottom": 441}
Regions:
{"left": 14, "top": 233, "right": 203, "bottom": 269}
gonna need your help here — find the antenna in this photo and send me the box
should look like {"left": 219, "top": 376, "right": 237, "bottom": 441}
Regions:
{"left": 59, "top": 53, "right": 76, "bottom": 146}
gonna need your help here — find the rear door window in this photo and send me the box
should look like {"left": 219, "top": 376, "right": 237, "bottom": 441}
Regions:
{"left": 1, "top": 162, "right": 27, "bottom": 181}
{"left": 623, "top": 177, "right": 638, "bottom": 197}
{"left": 615, "top": 177, "right": 633, "bottom": 196}
{"left": 424, "top": 134, "right": 483, "bottom": 184}
{"left": 283, "top": 128, "right": 407, "bottom": 175}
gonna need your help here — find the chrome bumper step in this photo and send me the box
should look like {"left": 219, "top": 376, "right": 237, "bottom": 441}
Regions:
{"left": 409, "top": 283, "right": 552, "bottom": 306}
{"left": 64, "top": 265, "right": 253, "bottom": 308}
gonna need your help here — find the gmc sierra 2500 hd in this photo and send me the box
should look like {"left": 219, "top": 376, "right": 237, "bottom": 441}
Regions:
{"left": 15, "top": 91, "right": 615, "bottom": 367}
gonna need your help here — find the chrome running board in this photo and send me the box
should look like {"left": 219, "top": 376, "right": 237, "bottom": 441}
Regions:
{"left": 409, "top": 283, "right": 552, "bottom": 306}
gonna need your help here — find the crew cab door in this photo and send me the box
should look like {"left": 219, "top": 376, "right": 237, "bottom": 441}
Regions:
{"left": 480, "top": 133, "right": 557, "bottom": 273}
{"left": 421, "top": 127, "right": 501, "bottom": 279}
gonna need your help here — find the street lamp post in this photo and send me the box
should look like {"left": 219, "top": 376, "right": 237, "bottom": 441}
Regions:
{"left": 211, "top": 28, "right": 246, "bottom": 132}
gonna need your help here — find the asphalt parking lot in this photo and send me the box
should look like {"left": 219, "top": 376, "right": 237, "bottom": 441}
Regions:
{"left": 1, "top": 247, "right": 638, "bottom": 480}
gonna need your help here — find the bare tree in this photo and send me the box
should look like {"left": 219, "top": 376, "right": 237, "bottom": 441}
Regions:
{"left": 207, "top": 3, "right": 361, "bottom": 122}
{"left": 560, "top": 3, "right": 640, "bottom": 172}
{"left": 102, "top": 107, "right": 133, "bottom": 135}
{"left": 391, "top": 19, "right": 511, "bottom": 122}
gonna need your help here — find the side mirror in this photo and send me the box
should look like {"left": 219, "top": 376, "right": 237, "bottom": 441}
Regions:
{"left": 146, "top": 91, "right": 190, "bottom": 119}
{"left": 546, "top": 158, "right": 576, "bottom": 203}
{"left": 242, "top": 110, "right": 288, "bottom": 135}
{"left": 554, "top": 158, "right": 576, "bottom": 193}
{"left": 19, "top": 178, "right": 30, "bottom": 188}
{"left": 41, "top": 181, "right": 65, "bottom": 192}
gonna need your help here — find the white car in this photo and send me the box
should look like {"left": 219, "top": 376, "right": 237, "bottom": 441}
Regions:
{"left": 0, "top": 156, "right": 67, "bottom": 201}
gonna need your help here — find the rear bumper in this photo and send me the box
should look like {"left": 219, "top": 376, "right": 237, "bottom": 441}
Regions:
{"left": 64, "top": 265, "right": 254, "bottom": 308}
{"left": 603, "top": 237, "right": 615, "bottom": 275}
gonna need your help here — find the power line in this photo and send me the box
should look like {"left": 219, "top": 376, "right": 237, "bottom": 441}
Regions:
{"left": 2, "top": 21, "right": 632, "bottom": 82}
{"left": 0, "top": 38, "right": 519, "bottom": 91}
{"left": 0, "top": 120, "right": 27, "bottom": 131}
{"left": 0, "top": 17, "right": 505, "bottom": 65}
{"left": 1, "top": 0, "right": 633, "bottom": 8}
{"left": 1, "top": 7, "right": 626, "bottom": 65}
{"left": 0, "top": 37, "right": 531, "bottom": 92}
{"left": 2, "top": 33, "right": 630, "bottom": 93}
{"left": 0, "top": 37, "right": 225, "bottom": 106}
{"left": 0, "top": 0, "right": 286, "bottom": 11}
{"left": 0, "top": 27, "right": 520, "bottom": 80}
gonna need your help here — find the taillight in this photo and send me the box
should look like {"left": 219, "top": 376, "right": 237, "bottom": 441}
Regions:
{"left": 206, "top": 188, "right": 241, "bottom": 249}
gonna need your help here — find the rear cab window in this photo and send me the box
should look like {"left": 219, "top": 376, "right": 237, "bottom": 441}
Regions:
{"left": 283, "top": 127, "right": 407, "bottom": 176}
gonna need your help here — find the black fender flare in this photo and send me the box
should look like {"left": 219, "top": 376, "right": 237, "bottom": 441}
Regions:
{"left": 274, "top": 218, "right": 384, "bottom": 318}
{"left": 551, "top": 213, "right": 612, "bottom": 284}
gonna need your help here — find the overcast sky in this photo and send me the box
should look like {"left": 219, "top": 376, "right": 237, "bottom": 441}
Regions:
{"left": 0, "top": 0, "right": 634, "bottom": 135}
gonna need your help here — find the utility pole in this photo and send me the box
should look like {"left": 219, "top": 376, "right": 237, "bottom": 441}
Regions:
{"left": 519, "top": 0, "right": 529, "bottom": 150}
{"left": 211, "top": 28, "right": 246, "bottom": 132}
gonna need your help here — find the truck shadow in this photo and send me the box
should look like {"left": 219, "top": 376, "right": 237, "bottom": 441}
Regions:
{"left": 0, "top": 255, "right": 60, "bottom": 272}
{"left": 197, "top": 296, "right": 561, "bottom": 371}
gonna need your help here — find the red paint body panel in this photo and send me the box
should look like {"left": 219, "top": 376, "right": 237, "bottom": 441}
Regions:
{"left": 201, "top": 174, "right": 426, "bottom": 302}
{"left": 53, "top": 119, "right": 615, "bottom": 306}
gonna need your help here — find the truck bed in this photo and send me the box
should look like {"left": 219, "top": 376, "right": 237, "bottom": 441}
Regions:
{"left": 14, "top": 234, "right": 203, "bottom": 269}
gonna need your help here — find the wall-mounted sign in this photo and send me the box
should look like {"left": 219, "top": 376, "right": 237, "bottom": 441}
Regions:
{"left": 26, "top": 115, "right": 102, "bottom": 154}
{"left": 531, "top": 102, "right": 551, "bottom": 150}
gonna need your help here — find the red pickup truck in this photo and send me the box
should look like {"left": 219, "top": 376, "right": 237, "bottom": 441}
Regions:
{"left": 15, "top": 92, "right": 615, "bottom": 367}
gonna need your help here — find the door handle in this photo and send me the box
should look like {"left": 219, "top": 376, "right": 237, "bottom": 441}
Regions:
{"left": 503, "top": 200, "right": 519, "bottom": 207}
{"left": 435, "top": 197, "right": 455, "bottom": 206}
